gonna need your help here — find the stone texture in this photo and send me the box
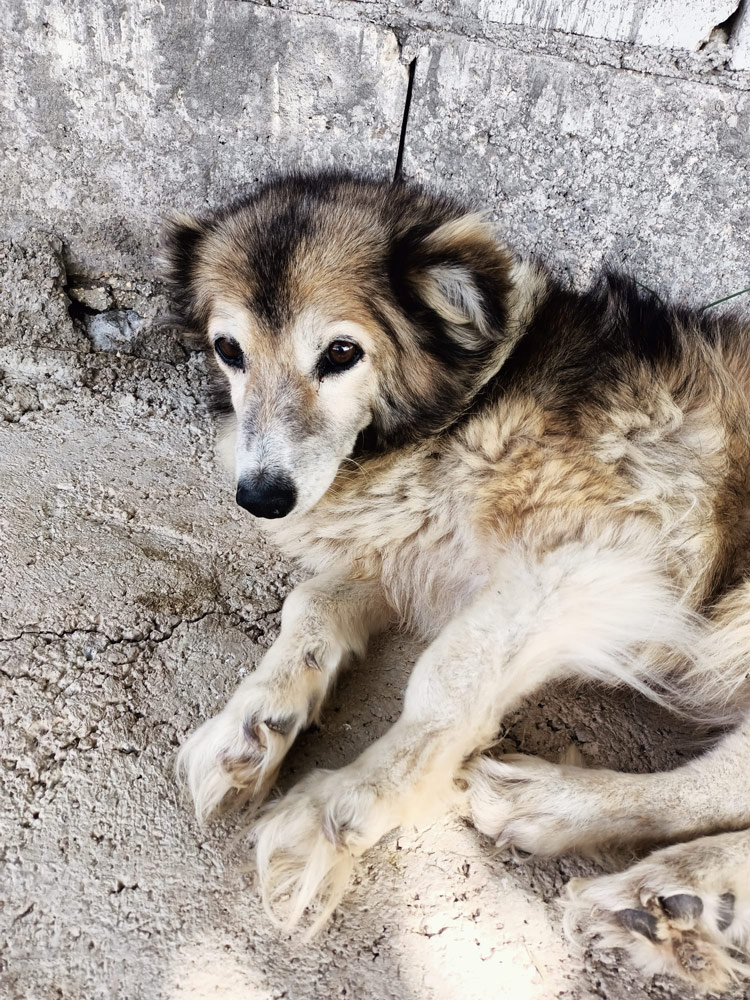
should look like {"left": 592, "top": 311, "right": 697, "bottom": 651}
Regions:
{"left": 0, "top": 0, "right": 407, "bottom": 278}
{"left": 0, "top": 234, "right": 85, "bottom": 352}
{"left": 87, "top": 309, "right": 145, "bottom": 353}
{"left": 274, "top": 0, "right": 750, "bottom": 74}
{"left": 69, "top": 285, "right": 116, "bottom": 313}
{"left": 445, "top": 0, "right": 739, "bottom": 50}
{"left": 403, "top": 36, "right": 750, "bottom": 303}
{"left": 731, "top": 5, "right": 750, "bottom": 69}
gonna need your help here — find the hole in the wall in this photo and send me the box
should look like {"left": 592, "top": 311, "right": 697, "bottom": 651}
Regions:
{"left": 66, "top": 295, "right": 100, "bottom": 323}
{"left": 394, "top": 58, "right": 417, "bottom": 182}
{"left": 721, "top": 0, "right": 747, "bottom": 41}
{"left": 699, "top": 0, "right": 746, "bottom": 48}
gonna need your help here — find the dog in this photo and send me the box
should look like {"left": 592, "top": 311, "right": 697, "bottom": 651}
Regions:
{"left": 164, "top": 171, "right": 750, "bottom": 992}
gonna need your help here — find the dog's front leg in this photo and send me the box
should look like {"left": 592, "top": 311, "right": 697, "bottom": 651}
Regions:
{"left": 177, "top": 572, "right": 392, "bottom": 821}
{"left": 251, "top": 541, "right": 690, "bottom": 932}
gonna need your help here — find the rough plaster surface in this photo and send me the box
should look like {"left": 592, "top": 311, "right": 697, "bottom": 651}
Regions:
{"left": 403, "top": 34, "right": 750, "bottom": 300}
{"left": 0, "top": 0, "right": 407, "bottom": 277}
{"left": 731, "top": 5, "right": 750, "bottom": 69}
{"left": 444, "top": 0, "right": 739, "bottom": 50}
{"left": 2, "top": 234, "right": 748, "bottom": 1000}
{"left": 3, "top": 1, "right": 750, "bottom": 286}
{"left": 262, "top": 0, "right": 750, "bottom": 83}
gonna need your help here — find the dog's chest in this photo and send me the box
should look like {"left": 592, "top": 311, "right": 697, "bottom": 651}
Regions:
{"left": 377, "top": 514, "right": 491, "bottom": 636}
{"left": 272, "top": 455, "right": 492, "bottom": 636}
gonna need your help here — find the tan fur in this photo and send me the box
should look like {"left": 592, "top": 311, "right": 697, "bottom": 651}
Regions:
{"left": 166, "top": 174, "right": 750, "bottom": 992}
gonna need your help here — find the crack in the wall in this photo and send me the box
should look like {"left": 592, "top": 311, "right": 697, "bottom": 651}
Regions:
{"left": 233, "top": 0, "right": 750, "bottom": 92}
{"left": 721, "top": 0, "right": 747, "bottom": 40}
{"left": 698, "top": 0, "right": 746, "bottom": 50}
{"left": 394, "top": 57, "right": 416, "bottom": 181}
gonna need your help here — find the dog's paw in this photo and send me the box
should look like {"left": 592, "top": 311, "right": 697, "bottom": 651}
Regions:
{"left": 251, "top": 768, "right": 384, "bottom": 935}
{"left": 177, "top": 682, "right": 305, "bottom": 823}
{"left": 568, "top": 845, "right": 750, "bottom": 992}
{"left": 465, "top": 753, "right": 592, "bottom": 857}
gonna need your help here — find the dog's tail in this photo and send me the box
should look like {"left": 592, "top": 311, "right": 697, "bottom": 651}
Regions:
{"left": 667, "top": 580, "right": 750, "bottom": 725}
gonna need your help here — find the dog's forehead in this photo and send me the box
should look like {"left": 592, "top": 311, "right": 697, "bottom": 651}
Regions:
{"left": 204, "top": 263, "right": 380, "bottom": 350}
{"left": 208, "top": 295, "right": 373, "bottom": 360}
{"left": 203, "top": 196, "right": 385, "bottom": 325}
{"left": 208, "top": 297, "right": 258, "bottom": 341}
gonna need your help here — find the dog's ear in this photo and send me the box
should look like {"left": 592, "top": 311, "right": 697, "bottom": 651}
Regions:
{"left": 395, "top": 213, "right": 512, "bottom": 351}
{"left": 159, "top": 212, "right": 207, "bottom": 322}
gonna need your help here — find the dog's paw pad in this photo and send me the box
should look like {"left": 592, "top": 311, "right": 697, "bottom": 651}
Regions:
{"left": 616, "top": 908, "right": 661, "bottom": 941}
{"left": 658, "top": 893, "right": 703, "bottom": 924}
{"left": 569, "top": 861, "right": 749, "bottom": 991}
{"left": 717, "top": 892, "right": 736, "bottom": 931}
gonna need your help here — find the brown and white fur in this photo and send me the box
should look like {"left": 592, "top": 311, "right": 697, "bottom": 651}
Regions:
{"left": 164, "top": 172, "right": 750, "bottom": 992}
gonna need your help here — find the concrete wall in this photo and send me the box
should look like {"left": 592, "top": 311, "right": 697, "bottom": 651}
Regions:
{"left": 2, "top": 0, "right": 749, "bottom": 303}
{"left": 1, "top": 1, "right": 406, "bottom": 278}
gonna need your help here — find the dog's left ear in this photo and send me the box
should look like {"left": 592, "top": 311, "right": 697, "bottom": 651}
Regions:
{"left": 159, "top": 211, "right": 208, "bottom": 324}
{"left": 399, "top": 214, "right": 512, "bottom": 350}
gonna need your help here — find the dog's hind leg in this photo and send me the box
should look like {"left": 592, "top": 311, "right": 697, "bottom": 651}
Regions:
{"left": 568, "top": 828, "right": 750, "bottom": 991}
{"left": 461, "top": 580, "right": 750, "bottom": 991}
{"left": 177, "top": 572, "right": 392, "bottom": 822}
{"left": 249, "top": 537, "right": 698, "bottom": 932}
{"left": 465, "top": 578, "right": 750, "bottom": 857}
{"left": 464, "top": 715, "right": 750, "bottom": 858}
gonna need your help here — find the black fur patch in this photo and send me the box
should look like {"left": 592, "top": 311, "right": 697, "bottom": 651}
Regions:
{"left": 472, "top": 271, "right": 722, "bottom": 431}
{"left": 160, "top": 214, "right": 206, "bottom": 325}
{"left": 245, "top": 199, "right": 314, "bottom": 326}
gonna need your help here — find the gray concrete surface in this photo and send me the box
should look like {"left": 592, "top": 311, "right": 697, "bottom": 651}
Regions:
{"left": 3, "top": 2, "right": 750, "bottom": 998}
{"left": 402, "top": 32, "right": 750, "bottom": 300}
{"left": 1, "top": 0, "right": 407, "bottom": 277}
{"left": 441, "top": 0, "right": 739, "bottom": 50}
{"left": 732, "top": 3, "right": 750, "bottom": 69}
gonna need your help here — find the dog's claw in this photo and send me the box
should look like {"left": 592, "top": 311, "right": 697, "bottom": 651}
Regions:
{"left": 177, "top": 693, "right": 303, "bottom": 822}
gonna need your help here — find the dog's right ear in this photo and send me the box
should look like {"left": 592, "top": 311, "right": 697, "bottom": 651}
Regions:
{"left": 391, "top": 212, "right": 513, "bottom": 353}
{"left": 159, "top": 212, "right": 207, "bottom": 323}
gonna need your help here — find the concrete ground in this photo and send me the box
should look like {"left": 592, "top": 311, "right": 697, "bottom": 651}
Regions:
{"left": 2, "top": 237, "right": 745, "bottom": 1000}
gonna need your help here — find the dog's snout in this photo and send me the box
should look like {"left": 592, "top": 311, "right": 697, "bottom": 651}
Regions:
{"left": 235, "top": 474, "right": 297, "bottom": 519}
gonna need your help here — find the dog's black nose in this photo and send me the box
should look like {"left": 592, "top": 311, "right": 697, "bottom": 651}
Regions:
{"left": 235, "top": 474, "right": 297, "bottom": 519}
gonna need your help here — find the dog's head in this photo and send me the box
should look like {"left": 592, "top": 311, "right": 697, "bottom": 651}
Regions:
{"left": 162, "top": 172, "right": 513, "bottom": 519}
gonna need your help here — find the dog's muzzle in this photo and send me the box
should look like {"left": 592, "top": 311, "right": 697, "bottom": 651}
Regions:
{"left": 235, "top": 473, "right": 297, "bottom": 519}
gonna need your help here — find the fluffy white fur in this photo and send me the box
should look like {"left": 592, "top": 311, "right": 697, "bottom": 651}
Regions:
{"left": 168, "top": 179, "right": 750, "bottom": 993}
{"left": 180, "top": 530, "right": 705, "bottom": 920}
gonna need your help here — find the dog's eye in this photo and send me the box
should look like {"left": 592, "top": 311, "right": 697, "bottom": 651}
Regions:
{"left": 322, "top": 340, "right": 362, "bottom": 373}
{"left": 327, "top": 341, "right": 358, "bottom": 366}
{"left": 214, "top": 337, "right": 244, "bottom": 368}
